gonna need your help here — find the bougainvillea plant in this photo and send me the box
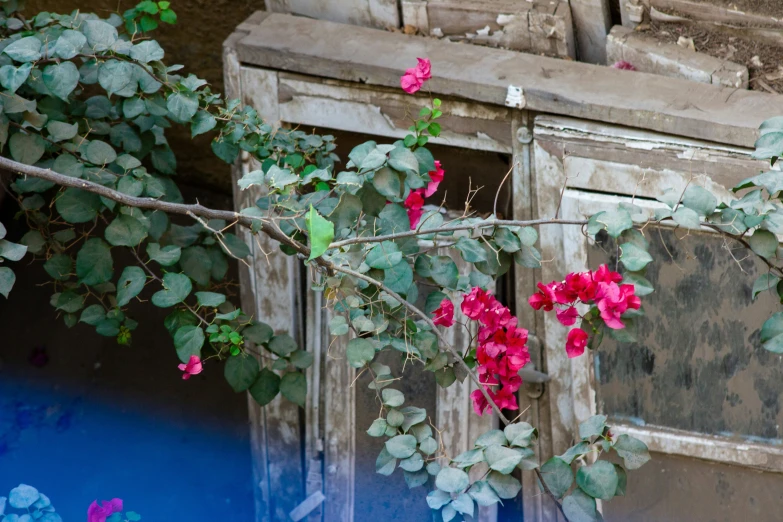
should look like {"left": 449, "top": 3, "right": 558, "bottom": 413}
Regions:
{"left": 2, "top": 1, "right": 783, "bottom": 520}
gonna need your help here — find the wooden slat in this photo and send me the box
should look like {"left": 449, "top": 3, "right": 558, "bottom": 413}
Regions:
{"left": 436, "top": 253, "right": 497, "bottom": 522}
{"left": 305, "top": 287, "right": 324, "bottom": 522}
{"left": 265, "top": 0, "right": 399, "bottom": 29}
{"left": 233, "top": 13, "right": 783, "bottom": 148}
{"left": 565, "top": 0, "right": 612, "bottom": 63}
{"left": 323, "top": 310, "right": 356, "bottom": 522}
{"left": 647, "top": 0, "right": 783, "bottom": 27}
{"left": 275, "top": 72, "right": 513, "bottom": 153}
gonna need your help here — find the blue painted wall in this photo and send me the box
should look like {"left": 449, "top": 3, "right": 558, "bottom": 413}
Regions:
{"left": 0, "top": 204, "right": 255, "bottom": 521}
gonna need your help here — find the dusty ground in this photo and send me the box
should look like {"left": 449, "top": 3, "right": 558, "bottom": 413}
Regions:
{"left": 640, "top": 18, "right": 783, "bottom": 93}
{"left": 688, "top": 0, "right": 782, "bottom": 18}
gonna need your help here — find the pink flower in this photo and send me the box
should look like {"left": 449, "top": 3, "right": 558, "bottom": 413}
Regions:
{"left": 491, "top": 387, "right": 518, "bottom": 411}
{"left": 556, "top": 306, "right": 579, "bottom": 326}
{"left": 461, "top": 287, "right": 489, "bottom": 320}
{"left": 432, "top": 298, "right": 454, "bottom": 327}
{"left": 178, "top": 355, "right": 203, "bottom": 380}
{"left": 566, "top": 329, "right": 588, "bottom": 358}
{"left": 595, "top": 283, "right": 627, "bottom": 329}
{"left": 471, "top": 388, "right": 490, "bottom": 416}
{"left": 593, "top": 265, "right": 623, "bottom": 284}
{"left": 404, "top": 189, "right": 425, "bottom": 229}
{"left": 400, "top": 58, "right": 432, "bottom": 94}
{"left": 88, "top": 499, "right": 123, "bottom": 522}
{"left": 612, "top": 61, "right": 637, "bottom": 71}
{"left": 556, "top": 272, "right": 596, "bottom": 304}
{"left": 424, "top": 161, "right": 445, "bottom": 197}
{"left": 528, "top": 282, "right": 557, "bottom": 311}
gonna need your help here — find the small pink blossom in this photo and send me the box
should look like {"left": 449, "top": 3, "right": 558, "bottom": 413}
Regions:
{"left": 432, "top": 298, "right": 455, "bottom": 327}
{"left": 471, "top": 388, "right": 490, "bottom": 416}
{"left": 424, "top": 161, "right": 445, "bottom": 197}
{"left": 400, "top": 58, "right": 432, "bottom": 94}
{"left": 461, "top": 287, "right": 489, "bottom": 320}
{"left": 178, "top": 355, "right": 203, "bottom": 380}
{"left": 528, "top": 282, "right": 557, "bottom": 311}
{"left": 556, "top": 306, "right": 579, "bottom": 326}
{"left": 566, "top": 329, "right": 588, "bottom": 358}
{"left": 403, "top": 189, "right": 425, "bottom": 229}
{"left": 87, "top": 498, "right": 123, "bottom": 522}
{"left": 612, "top": 60, "right": 637, "bottom": 71}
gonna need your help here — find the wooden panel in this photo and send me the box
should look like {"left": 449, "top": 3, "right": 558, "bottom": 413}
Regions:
{"left": 264, "top": 0, "right": 399, "bottom": 29}
{"left": 603, "top": 452, "right": 783, "bottom": 521}
{"left": 569, "top": 0, "right": 612, "bottom": 63}
{"left": 646, "top": 0, "right": 783, "bottom": 27}
{"left": 323, "top": 309, "right": 356, "bottom": 522}
{"left": 234, "top": 13, "right": 783, "bottom": 148}
{"left": 276, "top": 72, "right": 513, "bottom": 153}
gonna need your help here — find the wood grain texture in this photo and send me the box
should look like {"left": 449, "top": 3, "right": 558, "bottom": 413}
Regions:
{"left": 233, "top": 13, "right": 782, "bottom": 148}
{"left": 563, "top": 0, "right": 612, "bottom": 63}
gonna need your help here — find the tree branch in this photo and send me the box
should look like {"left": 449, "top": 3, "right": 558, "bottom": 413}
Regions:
{"left": 534, "top": 468, "right": 569, "bottom": 520}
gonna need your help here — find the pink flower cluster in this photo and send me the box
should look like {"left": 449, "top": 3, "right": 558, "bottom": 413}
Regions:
{"left": 432, "top": 297, "right": 455, "bottom": 327}
{"left": 400, "top": 58, "right": 432, "bottom": 94}
{"left": 460, "top": 288, "right": 531, "bottom": 416}
{"left": 528, "top": 265, "right": 641, "bottom": 358}
{"left": 178, "top": 355, "right": 203, "bottom": 380}
{"left": 404, "top": 160, "right": 445, "bottom": 228}
{"left": 88, "top": 498, "right": 122, "bottom": 522}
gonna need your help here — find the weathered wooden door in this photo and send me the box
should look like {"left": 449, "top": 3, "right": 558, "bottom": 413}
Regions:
{"left": 533, "top": 115, "right": 783, "bottom": 520}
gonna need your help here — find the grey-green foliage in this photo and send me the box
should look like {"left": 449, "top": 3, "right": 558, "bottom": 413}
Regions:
{"left": 0, "top": 0, "right": 324, "bottom": 407}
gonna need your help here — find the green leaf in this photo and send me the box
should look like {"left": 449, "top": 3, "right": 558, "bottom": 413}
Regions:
{"left": 562, "top": 488, "right": 599, "bottom": 522}
{"left": 384, "top": 260, "right": 413, "bottom": 295}
{"left": 753, "top": 273, "right": 780, "bottom": 300}
{"left": 404, "top": 469, "right": 429, "bottom": 489}
{"left": 386, "top": 434, "right": 417, "bottom": 458}
{"left": 280, "top": 371, "right": 306, "bottom": 407}
{"left": 475, "top": 429, "right": 507, "bottom": 447}
{"left": 0, "top": 62, "right": 32, "bottom": 92}
{"left": 436, "top": 467, "right": 470, "bottom": 493}
{"left": 85, "top": 140, "right": 117, "bottom": 165}
{"left": 560, "top": 442, "right": 590, "bottom": 465}
{"left": 0, "top": 267, "right": 15, "bottom": 298}
{"left": 367, "top": 418, "right": 388, "bottom": 437}
{"left": 366, "top": 241, "right": 403, "bottom": 269}
{"left": 451, "top": 493, "right": 473, "bottom": 517}
{"left": 180, "top": 246, "right": 212, "bottom": 286}
{"left": 576, "top": 460, "right": 618, "bottom": 500}
{"left": 151, "top": 272, "right": 192, "bottom": 307}
{"left": 9, "top": 132, "right": 45, "bottom": 165}
{"left": 614, "top": 464, "right": 627, "bottom": 496}
{"left": 105, "top": 214, "right": 147, "bottom": 247}
{"left": 44, "top": 254, "right": 72, "bottom": 281}
{"left": 622, "top": 273, "right": 654, "bottom": 297}
{"left": 485, "top": 444, "right": 523, "bottom": 474}
{"left": 167, "top": 91, "right": 199, "bottom": 122}
{"left": 224, "top": 354, "right": 260, "bottom": 392}
{"left": 540, "top": 457, "right": 573, "bottom": 499}
{"left": 268, "top": 334, "right": 297, "bottom": 357}
{"left": 243, "top": 322, "right": 273, "bottom": 345}
{"left": 419, "top": 436, "right": 438, "bottom": 455}
{"left": 116, "top": 266, "right": 146, "bottom": 307}
{"left": 3, "top": 36, "right": 42, "bottom": 62}
{"left": 427, "top": 489, "right": 451, "bottom": 509}
{"left": 76, "top": 238, "right": 113, "bottom": 286}
{"left": 682, "top": 185, "right": 717, "bottom": 216}
{"left": 174, "top": 325, "right": 204, "bottom": 362}
{"left": 469, "top": 481, "right": 501, "bottom": 507}
{"left": 495, "top": 228, "right": 521, "bottom": 253}
{"left": 452, "top": 448, "right": 485, "bottom": 468}
{"left": 517, "top": 226, "right": 538, "bottom": 246}
{"left": 429, "top": 256, "right": 458, "bottom": 289}
{"left": 56, "top": 188, "right": 101, "bottom": 223}
{"left": 0, "top": 240, "right": 26, "bottom": 261}
{"left": 749, "top": 229, "right": 778, "bottom": 259}
{"left": 42, "top": 62, "right": 79, "bottom": 100}
{"left": 578, "top": 415, "right": 607, "bottom": 440}
{"left": 54, "top": 30, "right": 87, "bottom": 59}
{"left": 612, "top": 434, "right": 651, "bottom": 470}
{"left": 46, "top": 120, "right": 78, "bottom": 142}
{"left": 249, "top": 368, "right": 280, "bottom": 406}
{"left": 130, "top": 40, "right": 165, "bottom": 63}
{"left": 266, "top": 164, "right": 299, "bottom": 190}
{"left": 306, "top": 205, "right": 334, "bottom": 261}
{"left": 98, "top": 60, "right": 136, "bottom": 97}
{"left": 515, "top": 245, "right": 542, "bottom": 268}
{"left": 56, "top": 290, "right": 85, "bottom": 313}
{"left": 372, "top": 167, "right": 402, "bottom": 198}
{"left": 389, "top": 145, "right": 419, "bottom": 173}
{"left": 80, "top": 304, "right": 106, "bottom": 326}
{"left": 456, "top": 237, "right": 488, "bottom": 263}
{"left": 487, "top": 471, "right": 521, "bottom": 499}
{"left": 289, "top": 350, "right": 314, "bottom": 369}
{"left": 504, "top": 422, "right": 537, "bottom": 448}
{"left": 83, "top": 20, "right": 118, "bottom": 51}
{"left": 620, "top": 243, "right": 652, "bottom": 272}
{"left": 147, "top": 243, "right": 181, "bottom": 266}
{"left": 195, "top": 292, "right": 226, "bottom": 307}
{"left": 376, "top": 447, "right": 397, "bottom": 476}
{"left": 382, "top": 388, "right": 405, "bottom": 407}
{"left": 191, "top": 110, "right": 216, "bottom": 137}
{"left": 346, "top": 338, "right": 375, "bottom": 368}
{"left": 672, "top": 207, "right": 701, "bottom": 229}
